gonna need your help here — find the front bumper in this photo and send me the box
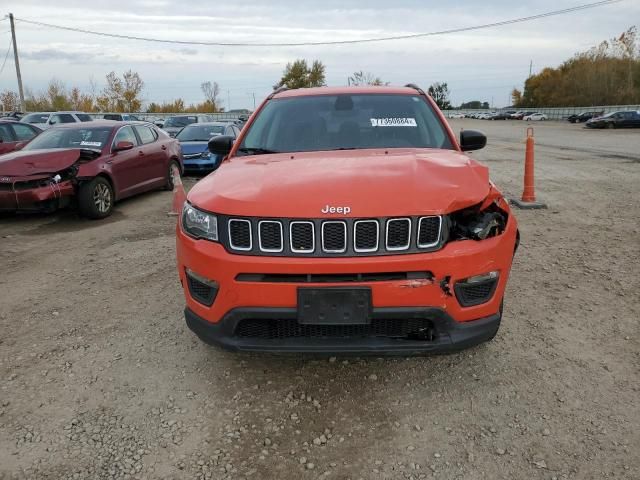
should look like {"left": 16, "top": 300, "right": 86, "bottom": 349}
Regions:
{"left": 176, "top": 210, "right": 518, "bottom": 354}
{"left": 0, "top": 180, "right": 75, "bottom": 212}
{"left": 185, "top": 306, "right": 501, "bottom": 354}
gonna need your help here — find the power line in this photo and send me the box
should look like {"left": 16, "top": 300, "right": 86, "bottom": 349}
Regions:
{"left": 14, "top": 0, "right": 623, "bottom": 47}
{"left": 0, "top": 37, "right": 11, "bottom": 76}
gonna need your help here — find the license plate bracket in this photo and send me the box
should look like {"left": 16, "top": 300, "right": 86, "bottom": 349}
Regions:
{"left": 297, "top": 287, "right": 372, "bottom": 325}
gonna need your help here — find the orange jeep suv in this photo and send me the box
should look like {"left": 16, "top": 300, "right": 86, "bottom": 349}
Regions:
{"left": 176, "top": 85, "right": 519, "bottom": 354}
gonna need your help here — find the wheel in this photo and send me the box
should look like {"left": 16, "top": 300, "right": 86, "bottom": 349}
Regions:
{"left": 78, "top": 177, "right": 114, "bottom": 219}
{"left": 165, "top": 160, "right": 181, "bottom": 191}
{"left": 607, "top": 123, "right": 615, "bottom": 129}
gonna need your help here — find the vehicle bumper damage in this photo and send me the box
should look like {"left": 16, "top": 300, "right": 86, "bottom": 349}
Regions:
{"left": 0, "top": 149, "right": 98, "bottom": 213}
{"left": 176, "top": 192, "right": 518, "bottom": 354}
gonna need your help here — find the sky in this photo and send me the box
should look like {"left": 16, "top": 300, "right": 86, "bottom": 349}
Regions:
{"left": 0, "top": 0, "right": 636, "bottom": 110}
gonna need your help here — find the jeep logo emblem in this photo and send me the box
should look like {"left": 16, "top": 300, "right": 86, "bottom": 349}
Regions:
{"left": 321, "top": 205, "right": 351, "bottom": 215}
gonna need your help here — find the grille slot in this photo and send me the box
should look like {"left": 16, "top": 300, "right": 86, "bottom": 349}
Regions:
{"left": 258, "top": 220, "right": 283, "bottom": 252}
{"left": 235, "top": 318, "right": 435, "bottom": 340}
{"left": 228, "top": 219, "right": 252, "bottom": 251}
{"left": 454, "top": 278, "right": 498, "bottom": 307}
{"left": 290, "top": 221, "right": 315, "bottom": 253}
{"left": 236, "top": 271, "right": 433, "bottom": 283}
{"left": 186, "top": 273, "right": 218, "bottom": 306}
{"left": 386, "top": 218, "right": 411, "bottom": 250}
{"left": 418, "top": 216, "right": 441, "bottom": 248}
{"left": 322, "top": 221, "right": 347, "bottom": 253}
{"left": 354, "top": 220, "right": 379, "bottom": 252}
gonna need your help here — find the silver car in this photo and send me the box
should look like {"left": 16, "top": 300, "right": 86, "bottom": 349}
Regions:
{"left": 20, "top": 111, "right": 93, "bottom": 130}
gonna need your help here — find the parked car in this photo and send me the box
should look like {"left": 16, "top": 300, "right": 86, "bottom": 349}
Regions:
{"left": 20, "top": 111, "right": 93, "bottom": 130}
{"left": 153, "top": 118, "right": 165, "bottom": 128}
{"left": 103, "top": 113, "right": 141, "bottom": 121}
{"left": 489, "top": 112, "right": 510, "bottom": 120}
{"left": 0, "top": 121, "right": 182, "bottom": 218}
{"left": 585, "top": 110, "right": 640, "bottom": 129}
{"left": 567, "top": 111, "right": 604, "bottom": 123}
{"left": 177, "top": 85, "right": 519, "bottom": 354}
{"left": 176, "top": 122, "right": 241, "bottom": 173}
{"left": 523, "top": 113, "right": 548, "bottom": 121}
{"left": 448, "top": 112, "right": 465, "bottom": 119}
{"left": 162, "top": 115, "right": 214, "bottom": 137}
{"left": 0, "top": 111, "right": 24, "bottom": 120}
{"left": 0, "top": 119, "right": 42, "bottom": 155}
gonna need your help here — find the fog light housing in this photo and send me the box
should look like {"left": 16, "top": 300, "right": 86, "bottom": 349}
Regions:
{"left": 454, "top": 271, "right": 499, "bottom": 307}
{"left": 185, "top": 268, "right": 219, "bottom": 306}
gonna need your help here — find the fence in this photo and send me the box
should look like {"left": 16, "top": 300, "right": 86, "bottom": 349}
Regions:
{"left": 446, "top": 105, "right": 640, "bottom": 121}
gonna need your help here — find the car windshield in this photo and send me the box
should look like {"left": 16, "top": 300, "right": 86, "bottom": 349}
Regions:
{"left": 22, "top": 113, "right": 50, "bottom": 124}
{"left": 164, "top": 116, "right": 198, "bottom": 128}
{"left": 176, "top": 125, "right": 225, "bottom": 141}
{"left": 239, "top": 94, "right": 453, "bottom": 154}
{"left": 23, "top": 127, "right": 112, "bottom": 151}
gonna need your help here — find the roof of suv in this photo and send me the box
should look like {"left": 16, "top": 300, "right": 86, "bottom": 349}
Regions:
{"left": 273, "top": 86, "right": 421, "bottom": 99}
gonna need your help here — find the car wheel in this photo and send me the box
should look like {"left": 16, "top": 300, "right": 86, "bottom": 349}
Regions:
{"left": 607, "top": 123, "right": 615, "bottom": 130}
{"left": 165, "top": 160, "right": 181, "bottom": 191}
{"left": 78, "top": 177, "right": 114, "bottom": 219}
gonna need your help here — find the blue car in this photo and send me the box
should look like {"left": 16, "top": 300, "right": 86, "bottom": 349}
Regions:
{"left": 176, "top": 122, "right": 241, "bottom": 173}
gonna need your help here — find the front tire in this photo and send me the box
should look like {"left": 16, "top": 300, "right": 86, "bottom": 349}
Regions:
{"left": 78, "top": 177, "right": 114, "bottom": 219}
{"left": 165, "top": 160, "right": 181, "bottom": 191}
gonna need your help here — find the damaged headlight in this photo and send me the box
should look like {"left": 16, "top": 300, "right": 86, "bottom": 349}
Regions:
{"left": 182, "top": 203, "right": 218, "bottom": 241}
{"left": 449, "top": 204, "right": 507, "bottom": 241}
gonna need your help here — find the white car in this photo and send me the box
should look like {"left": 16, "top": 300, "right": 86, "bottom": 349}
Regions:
{"left": 448, "top": 112, "right": 465, "bottom": 119}
{"left": 20, "top": 111, "right": 94, "bottom": 130}
{"left": 524, "top": 113, "right": 548, "bottom": 121}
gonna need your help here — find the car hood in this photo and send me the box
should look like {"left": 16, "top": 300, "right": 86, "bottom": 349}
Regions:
{"left": 188, "top": 148, "right": 491, "bottom": 217}
{"left": 180, "top": 142, "right": 209, "bottom": 155}
{"left": 0, "top": 148, "right": 82, "bottom": 177}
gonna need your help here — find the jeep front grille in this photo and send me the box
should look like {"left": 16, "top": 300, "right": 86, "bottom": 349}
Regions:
{"left": 222, "top": 215, "right": 444, "bottom": 257}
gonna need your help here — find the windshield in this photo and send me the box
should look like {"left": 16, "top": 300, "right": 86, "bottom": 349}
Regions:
{"left": 23, "top": 127, "right": 112, "bottom": 151}
{"left": 239, "top": 94, "right": 453, "bottom": 154}
{"left": 176, "top": 125, "right": 225, "bottom": 141}
{"left": 164, "top": 116, "right": 198, "bottom": 128}
{"left": 22, "top": 113, "right": 50, "bottom": 124}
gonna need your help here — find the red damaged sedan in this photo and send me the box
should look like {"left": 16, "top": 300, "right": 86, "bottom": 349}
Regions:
{"left": 0, "top": 121, "right": 182, "bottom": 218}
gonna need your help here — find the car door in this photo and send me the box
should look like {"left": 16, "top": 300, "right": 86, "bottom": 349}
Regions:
{"left": 0, "top": 124, "right": 17, "bottom": 155}
{"left": 133, "top": 125, "right": 166, "bottom": 188}
{"left": 109, "top": 125, "right": 146, "bottom": 198}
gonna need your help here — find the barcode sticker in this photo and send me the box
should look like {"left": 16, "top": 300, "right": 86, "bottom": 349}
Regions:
{"left": 370, "top": 118, "right": 417, "bottom": 127}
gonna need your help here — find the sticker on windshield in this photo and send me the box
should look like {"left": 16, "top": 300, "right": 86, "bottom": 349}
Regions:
{"left": 80, "top": 141, "right": 102, "bottom": 147}
{"left": 370, "top": 118, "right": 417, "bottom": 127}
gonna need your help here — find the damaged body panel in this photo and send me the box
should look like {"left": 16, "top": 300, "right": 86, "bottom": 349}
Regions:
{"left": 0, "top": 121, "right": 182, "bottom": 217}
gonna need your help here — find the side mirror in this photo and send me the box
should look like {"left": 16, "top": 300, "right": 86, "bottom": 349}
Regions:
{"left": 114, "top": 140, "right": 134, "bottom": 152}
{"left": 209, "top": 135, "right": 234, "bottom": 156}
{"left": 460, "top": 130, "right": 487, "bottom": 151}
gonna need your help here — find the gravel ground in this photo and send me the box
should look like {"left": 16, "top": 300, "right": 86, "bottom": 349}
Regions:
{"left": 0, "top": 120, "right": 638, "bottom": 480}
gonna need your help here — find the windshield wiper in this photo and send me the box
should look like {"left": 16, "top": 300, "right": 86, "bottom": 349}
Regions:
{"left": 237, "top": 147, "right": 280, "bottom": 155}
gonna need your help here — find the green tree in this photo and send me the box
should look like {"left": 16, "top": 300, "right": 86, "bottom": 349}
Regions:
{"left": 511, "top": 88, "right": 522, "bottom": 106}
{"left": 276, "top": 59, "right": 326, "bottom": 89}
{"left": 98, "top": 70, "right": 144, "bottom": 112}
{"left": 427, "top": 82, "right": 451, "bottom": 110}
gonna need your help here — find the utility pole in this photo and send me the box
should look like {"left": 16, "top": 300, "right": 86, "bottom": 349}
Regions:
{"left": 9, "top": 13, "right": 25, "bottom": 112}
{"left": 529, "top": 60, "right": 533, "bottom": 78}
{"left": 227, "top": 89, "right": 231, "bottom": 111}
{"left": 252, "top": 92, "right": 256, "bottom": 110}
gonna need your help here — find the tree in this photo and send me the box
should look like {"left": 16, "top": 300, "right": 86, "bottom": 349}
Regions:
{"left": 518, "top": 26, "right": 639, "bottom": 107}
{"left": 427, "top": 82, "right": 451, "bottom": 110}
{"left": 276, "top": 59, "right": 326, "bottom": 89}
{"left": 0, "top": 90, "right": 19, "bottom": 111}
{"left": 511, "top": 88, "right": 522, "bottom": 106}
{"left": 97, "top": 70, "right": 144, "bottom": 112}
{"left": 201, "top": 81, "right": 222, "bottom": 112}
{"left": 47, "top": 79, "right": 72, "bottom": 111}
{"left": 348, "top": 71, "right": 386, "bottom": 86}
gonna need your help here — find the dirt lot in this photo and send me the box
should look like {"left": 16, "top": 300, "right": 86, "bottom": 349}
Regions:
{"left": 1, "top": 120, "right": 638, "bottom": 480}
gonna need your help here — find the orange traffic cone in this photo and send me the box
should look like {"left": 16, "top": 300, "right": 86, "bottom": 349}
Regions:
{"left": 511, "top": 127, "right": 547, "bottom": 209}
{"left": 167, "top": 164, "right": 187, "bottom": 216}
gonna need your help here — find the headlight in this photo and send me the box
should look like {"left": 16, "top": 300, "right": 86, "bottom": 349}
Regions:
{"left": 449, "top": 204, "right": 507, "bottom": 241}
{"left": 182, "top": 203, "right": 218, "bottom": 241}
{"left": 201, "top": 151, "right": 211, "bottom": 159}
